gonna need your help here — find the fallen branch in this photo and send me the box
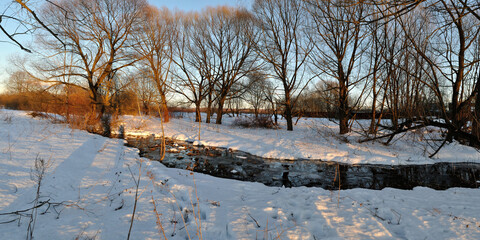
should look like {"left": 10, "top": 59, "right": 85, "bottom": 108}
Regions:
{"left": 0, "top": 218, "right": 17, "bottom": 224}
{"left": 360, "top": 119, "right": 425, "bottom": 144}
{"left": 360, "top": 118, "right": 480, "bottom": 158}
{"left": 0, "top": 200, "right": 50, "bottom": 216}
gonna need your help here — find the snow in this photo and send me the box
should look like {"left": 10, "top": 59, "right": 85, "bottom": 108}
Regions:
{"left": 121, "top": 113, "right": 480, "bottom": 165}
{"left": 0, "top": 109, "right": 479, "bottom": 239}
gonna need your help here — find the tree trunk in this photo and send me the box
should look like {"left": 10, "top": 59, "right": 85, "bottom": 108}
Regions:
{"left": 195, "top": 102, "right": 201, "bottom": 123}
{"left": 339, "top": 80, "right": 349, "bottom": 134}
{"left": 159, "top": 92, "right": 169, "bottom": 123}
{"left": 339, "top": 112, "right": 349, "bottom": 134}
{"left": 473, "top": 95, "right": 480, "bottom": 143}
{"left": 90, "top": 89, "right": 103, "bottom": 128}
{"left": 206, "top": 106, "right": 211, "bottom": 123}
{"left": 274, "top": 111, "right": 278, "bottom": 125}
{"left": 449, "top": 19, "right": 466, "bottom": 142}
{"left": 271, "top": 101, "right": 278, "bottom": 125}
{"left": 235, "top": 102, "right": 240, "bottom": 117}
{"left": 206, "top": 93, "right": 212, "bottom": 123}
{"left": 90, "top": 88, "right": 112, "bottom": 137}
{"left": 369, "top": 91, "right": 377, "bottom": 134}
{"left": 472, "top": 76, "right": 480, "bottom": 143}
{"left": 100, "top": 103, "right": 111, "bottom": 137}
{"left": 90, "top": 100, "right": 98, "bottom": 126}
{"left": 285, "top": 96, "right": 293, "bottom": 131}
{"left": 369, "top": 73, "right": 378, "bottom": 134}
{"left": 216, "top": 96, "right": 226, "bottom": 125}
{"left": 143, "top": 102, "right": 150, "bottom": 115}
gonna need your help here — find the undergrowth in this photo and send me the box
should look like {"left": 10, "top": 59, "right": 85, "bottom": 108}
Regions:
{"left": 232, "top": 115, "right": 277, "bottom": 129}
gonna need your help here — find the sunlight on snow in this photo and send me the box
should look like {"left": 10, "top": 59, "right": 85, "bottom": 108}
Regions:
{"left": 315, "top": 195, "right": 392, "bottom": 238}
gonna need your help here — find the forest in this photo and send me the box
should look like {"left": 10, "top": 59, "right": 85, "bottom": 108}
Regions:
{"left": 2, "top": 0, "right": 480, "bottom": 153}
{"left": 2, "top": 1, "right": 480, "bottom": 240}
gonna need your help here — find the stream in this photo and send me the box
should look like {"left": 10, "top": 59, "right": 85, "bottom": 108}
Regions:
{"left": 125, "top": 135, "right": 480, "bottom": 190}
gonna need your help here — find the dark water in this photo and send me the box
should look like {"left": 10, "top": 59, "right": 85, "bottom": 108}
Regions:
{"left": 126, "top": 135, "right": 480, "bottom": 190}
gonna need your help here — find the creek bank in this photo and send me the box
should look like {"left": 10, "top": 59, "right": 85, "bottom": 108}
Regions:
{"left": 125, "top": 135, "right": 480, "bottom": 190}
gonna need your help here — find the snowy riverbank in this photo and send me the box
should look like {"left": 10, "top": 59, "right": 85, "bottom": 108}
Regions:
{"left": 1, "top": 109, "right": 479, "bottom": 239}
{"left": 121, "top": 113, "right": 480, "bottom": 165}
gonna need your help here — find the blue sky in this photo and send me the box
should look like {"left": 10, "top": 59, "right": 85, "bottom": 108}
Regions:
{"left": 0, "top": 0, "right": 253, "bottom": 92}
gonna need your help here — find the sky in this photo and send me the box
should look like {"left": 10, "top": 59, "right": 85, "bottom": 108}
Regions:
{"left": 0, "top": 0, "right": 253, "bottom": 93}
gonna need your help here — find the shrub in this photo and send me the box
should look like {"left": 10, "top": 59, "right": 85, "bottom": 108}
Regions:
{"left": 170, "top": 111, "right": 185, "bottom": 119}
{"left": 28, "top": 111, "right": 66, "bottom": 123}
{"left": 232, "top": 115, "right": 277, "bottom": 129}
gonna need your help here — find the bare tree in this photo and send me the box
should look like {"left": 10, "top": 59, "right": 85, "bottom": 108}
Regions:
{"left": 134, "top": 6, "right": 173, "bottom": 122}
{"left": 199, "top": 6, "right": 258, "bottom": 125}
{"left": 188, "top": 10, "right": 218, "bottom": 124}
{"left": 128, "top": 69, "right": 157, "bottom": 115}
{"left": 171, "top": 7, "right": 258, "bottom": 124}
{"left": 244, "top": 71, "right": 272, "bottom": 118}
{"left": 315, "top": 81, "right": 341, "bottom": 114}
{"left": 307, "top": 0, "right": 369, "bottom": 134}
{"left": 423, "top": 0, "right": 480, "bottom": 145}
{"left": 294, "top": 80, "right": 340, "bottom": 117}
{"left": 36, "top": 0, "right": 147, "bottom": 135}
{"left": 253, "top": 0, "right": 312, "bottom": 131}
{"left": 364, "top": 8, "right": 388, "bottom": 135}
{"left": 170, "top": 12, "right": 210, "bottom": 123}
{"left": 361, "top": 0, "right": 480, "bottom": 153}
{"left": 5, "top": 70, "right": 40, "bottom": 93}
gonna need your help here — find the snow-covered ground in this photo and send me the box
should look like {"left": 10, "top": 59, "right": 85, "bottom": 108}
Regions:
{"left": 1, "top": 109, "right": 479, "bottom": 239}
{"left": 122, "top": 113, "right": 480, "bottom": 165}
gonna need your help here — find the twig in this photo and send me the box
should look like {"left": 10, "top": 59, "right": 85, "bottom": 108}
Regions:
{"left": 151, "top": 196, "right": 167, "bottom": 240}
{"left": 14, "top": 0, "right": 65, "bottom": 47}
{"left": 27, "top": 155, "right": 50, "bottom": 240}
{"left": 0, "top": 200, "right": 50, "bottom": 216}
{"left": 127, "top": 162, "right": 142, "bottom": 240}
{"left": 248, "top": 213, "right": 261, "bottom": 228}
